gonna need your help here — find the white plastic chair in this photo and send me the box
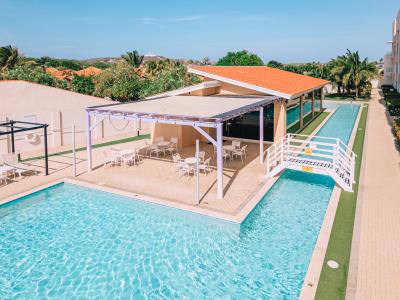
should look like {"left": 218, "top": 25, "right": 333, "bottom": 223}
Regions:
{"left": 0, "top": 170, "right": 8, "bottom": 185}
{"left": 172, "top": 153, "right": 184, "bottom": 172}
{"left": 233, "top": 145, "right": 248, "bottom": 162}
{"left": 198, "top": 151, "right": 206, "bottom": 162}
{"left": 166, "top": 137, "right": 179, "bottom": 154}
{"left": 199, "top": 157, "right": 211, "bottom": 175}
{"left": 232, "top": 140, "right": 241, "bottom": 149}
{"left": 1, "top": 153, "right": 37, "bottom": 177}
{"left": 144, "top": 140, "right": 157, "bottom": 156}
{"left": 102, "top": 151, "right": 115, "bottom": 168}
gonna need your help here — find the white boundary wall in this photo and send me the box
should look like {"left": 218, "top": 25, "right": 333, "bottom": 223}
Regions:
{"left": 0, "top": 81, "right": 149, "bottom": 155}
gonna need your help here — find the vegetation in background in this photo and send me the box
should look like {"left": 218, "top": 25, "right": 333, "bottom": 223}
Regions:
{"left": 0, "top": 45, "right": 20, "bottom": 71}
{"left": 315, "top": 105, "right": 368, "bottom": 300}
{"left": 216, "top": 50, "right": 264, "bottom": 66}
{"left": 121, "top": 50, "right": 144, "bottom": 68}
{"left": 71, "top": 75, "right": 95, "bottom": 95}
{"left": 266, "top": 60, "right": 283, "bottom": 68}
{"left": 2, "top": 65, "right": 68, "bottom": 89}
{"left": 0, "top": 45, "right": 200, "bottom": 100}
{"left": 269, "top": 50, "right": 378, "bottom": 99}
{"left": 93, "top": 62, "right": 143, "bottom": 101}
{"left": 381, "top": 85, "right": 400, "bottom": 117}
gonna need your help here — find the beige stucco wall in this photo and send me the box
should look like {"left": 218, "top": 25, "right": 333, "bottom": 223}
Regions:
{"left": 273, "top": 99, "right": 287, "bottom": 141}
{"left": 0, "top": 81, "right": 149, "bottom": 155}
{"left": 151, "top": 123, "right": 215, "bottom": 149}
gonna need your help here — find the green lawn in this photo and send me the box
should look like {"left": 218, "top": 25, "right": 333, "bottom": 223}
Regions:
{"left": 325, "top": 93, "right": 369, "bottom": 101}
{"left": 287, "top": 111, "right": 327, "bottom": 134}
{"left": 315, "top": 105, "right": 368, "bottom": 299}
{"left": 298, "top": 112, "right": 329, "bottom": 136}
{"left": 22, "top": 134, "right": 150, "bottom": 162}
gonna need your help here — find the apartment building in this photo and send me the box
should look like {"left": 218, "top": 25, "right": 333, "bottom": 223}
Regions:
{"left": 385, "top": 9, "right": 400, "bottom": 90}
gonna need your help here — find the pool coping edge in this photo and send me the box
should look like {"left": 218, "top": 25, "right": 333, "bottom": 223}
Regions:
{"left": 299, "top": 103, "right": 364, "bottom": 299}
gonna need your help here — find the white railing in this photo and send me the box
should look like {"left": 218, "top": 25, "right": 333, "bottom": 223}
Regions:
{"left": 264, "top": 133, "right": 356, "bottom": 192}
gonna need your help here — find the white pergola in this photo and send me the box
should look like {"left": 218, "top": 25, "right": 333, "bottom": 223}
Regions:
{"left": 85, "top": 95, "right": 277, "bottom": 199}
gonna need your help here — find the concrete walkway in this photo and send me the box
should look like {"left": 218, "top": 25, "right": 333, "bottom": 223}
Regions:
{"left": 348, "top": 89, "right": 400, "bottom": 300}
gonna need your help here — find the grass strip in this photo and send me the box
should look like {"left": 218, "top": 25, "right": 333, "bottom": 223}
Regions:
{"left": 21, "top": 134, "right": 150, "bottom": 162}
{"left": 298, "top": 112, "right": 329, "bottom": 136}
{"left": 315, "top": 105, "right": 368, "bottom": 299}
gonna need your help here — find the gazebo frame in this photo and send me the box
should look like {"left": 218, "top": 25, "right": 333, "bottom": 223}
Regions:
{"left": 86, "top": 96, "right": 277, "bottom": 199}
{"left": 0, "top": 120, "right": 49, "bottom": 175}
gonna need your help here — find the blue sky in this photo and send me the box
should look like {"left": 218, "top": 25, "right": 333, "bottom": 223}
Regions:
{"left": 0, "top": 0, "right": 398, "bottom": 63}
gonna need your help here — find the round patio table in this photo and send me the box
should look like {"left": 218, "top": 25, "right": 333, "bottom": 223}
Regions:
{"left": 222, "top": 145, "right": 236, "bottom": 152}
{"left": 157, "top": 141, "right": 171, "bottom": 148}
{"left": 184, "top": 157, "right": 198, "bottom": 165}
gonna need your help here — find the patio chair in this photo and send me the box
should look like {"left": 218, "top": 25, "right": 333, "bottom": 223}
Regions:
{"left": 166, "top": 137, "right": 179, "bottom": 155}
{"left": 149, "top": 145, "right": 164, "bottom": 158}
{"left": 144, "top": 140, "right": 157, "bottom": 156}
{"left": 232, "top": 145, "right": 248, "bottom": 162}
{"left": 232, "top": 140, "right": 241, "bottom": 149}
{"left": 178, "top": 162, "right": 194, "bottom": 178}
{"left": 0, "top": 170, "right": 9, "bottom": 185}
{"left": 222, "top": 149, "right": 231, "bottom": 163}
{"left": 198, "top": 151, "right": 205, "bottom": 162}
{"left": 122, "top": 152, "right": 136, "bottom": 167}
{"left": 1, "top": 153, "right": 38, "bottom": 177}
{"left": 199, "top": 157, "right": 211, "bottom": 175}
{"left": 102, "top": 151, "right": 116, "bottom": 168}
{"left": 172, "top": 153, "right": 184, "bottom": 172}
{"left": 154, "top": 136, "right": 164, "bottom": 143}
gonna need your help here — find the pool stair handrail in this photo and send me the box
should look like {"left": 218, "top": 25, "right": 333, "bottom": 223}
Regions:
{"left": 264, "top": 133, "right": 356, "bottom": 192}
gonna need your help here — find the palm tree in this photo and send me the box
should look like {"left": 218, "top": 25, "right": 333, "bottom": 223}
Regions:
{"left": 121, "top": 50, "right": 144, "bottom": 68}
{"left": 342, "top": 50, "right": 378, "bottom": 99}
{"left": 329, "top": 55, "right": 348, "bottom": 94}
{"left": 329, "top": 50, "right": 378, "bottom": 98}
{"left": 0, "top": 45, "right": 21, "bottom": 71}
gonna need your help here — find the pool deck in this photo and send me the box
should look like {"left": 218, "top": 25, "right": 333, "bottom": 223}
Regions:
{"left": 0, "top": 139, "right": 278, "bottom": 223}
{"left": 347, "top": 89, "right": 400, "bottom": 300}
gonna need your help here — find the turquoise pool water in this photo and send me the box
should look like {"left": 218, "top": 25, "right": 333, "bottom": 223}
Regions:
{"left": 0, "top": 104, "right": 360, "bottom": 299}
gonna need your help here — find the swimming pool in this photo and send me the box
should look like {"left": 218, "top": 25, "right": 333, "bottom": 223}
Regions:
{"left": 0, "top": 104, "right": 360, "bottom": 299}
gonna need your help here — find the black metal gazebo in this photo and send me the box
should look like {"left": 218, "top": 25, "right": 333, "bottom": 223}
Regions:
{"left": 0, "top": 120, "right": 49, "bottom": 175}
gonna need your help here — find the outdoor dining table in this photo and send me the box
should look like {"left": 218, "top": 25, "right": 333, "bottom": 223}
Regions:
{"left": 222, "top": 145, "right": 236, "bottom": 152}
{"left": 157, "top": 141, "right": 171, "bottom": 148}
{"left": 119, "top": 149, "right": 136, "bottom": 156}
{"left": 184, "top": 157, "right": 199, "bottom": 165}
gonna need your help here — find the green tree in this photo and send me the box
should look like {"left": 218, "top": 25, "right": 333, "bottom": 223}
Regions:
{"left": 329, "top": 50, "right": 378, "bottom": 98}
{"left": 121, "top": 50, "right": 144, "bottom": 68}
{"left": 216, "top": 50, "right": 264, "bottom": 66}
{"left": 0, "top": 45, "right": 21, "bottom": 71}
{"left": 93, "top": 63, "right": 143, "bottom": 101}
{"left": 2, "top": 65, "right": 67, "bottom": 89}
{"left": 71, "top": 75, "right": 95, "bottom": 95}
{"left": 267, "top": 60, "right": 283, "bottom": 68}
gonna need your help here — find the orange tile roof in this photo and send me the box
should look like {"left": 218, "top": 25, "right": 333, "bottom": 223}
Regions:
{"left": 45, "top": 67, "right": 73, "bottom": 80}
{"left": 74, "top": 66, "right": 102, "bottom": 77}
{"left": 188, "top": 66, "right": 329, "bottom": 99}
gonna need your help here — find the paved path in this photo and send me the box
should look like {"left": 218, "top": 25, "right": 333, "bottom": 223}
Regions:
{"left": 348, "top": 89, "right": 400, "bottom": 300}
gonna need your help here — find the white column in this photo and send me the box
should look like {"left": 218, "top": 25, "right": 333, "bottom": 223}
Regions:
{"left": 216, "top": 122, "right": 224, "bottom": 199}
{"left": 259, "top": 106, "right": 264, "bottom": 164}
{"left": 86, "top": 111, "right": 93, "bottom": 172}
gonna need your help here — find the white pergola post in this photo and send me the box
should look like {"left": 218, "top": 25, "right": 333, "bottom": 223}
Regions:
{"left": 259, "top": 106, "right": 264, "bottom": 164}
{"left": 216, "top": 122, "right": 224, "bottom": 199}
{"left": 86, "top": 111, "right": 93, "bottom": 172}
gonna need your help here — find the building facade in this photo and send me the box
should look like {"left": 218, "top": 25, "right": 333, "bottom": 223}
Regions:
{"left": 385, "top": 10, "right": 400, "bottom": 90}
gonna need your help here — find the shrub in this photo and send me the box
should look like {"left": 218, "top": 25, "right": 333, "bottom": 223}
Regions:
{"left": 71, "top": 75, "right": 95, "bottom": 95}
{"left": 2, "top": 65, "right": 68, "bottom": 89}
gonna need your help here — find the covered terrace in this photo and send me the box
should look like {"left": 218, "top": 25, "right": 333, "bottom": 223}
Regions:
{"left": 86, "top": 95, "right": 277, "bottom": 199}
